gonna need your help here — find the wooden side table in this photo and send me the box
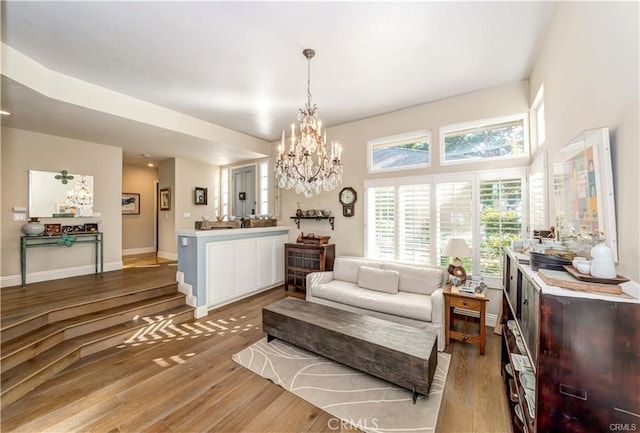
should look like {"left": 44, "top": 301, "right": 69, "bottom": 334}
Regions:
{"left": 444, "top": 285, "right": 489, "bottom": 355}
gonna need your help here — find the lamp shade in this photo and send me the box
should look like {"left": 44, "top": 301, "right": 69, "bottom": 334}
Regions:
{"left": 442, "top": 238, "right": 472, "bottom": 258}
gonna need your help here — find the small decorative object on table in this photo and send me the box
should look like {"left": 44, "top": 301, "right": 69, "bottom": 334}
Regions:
{"left": 44, "top": 223, "right": 62, "bottom": 236}
{"left": 22, "top": 217, "right": 45, "bottom": 236}
{"left": 84, "top": 223, "right": 99, "bottom": 233}
{"left": 297, "top": 232, "right": 331, "bottom": 245}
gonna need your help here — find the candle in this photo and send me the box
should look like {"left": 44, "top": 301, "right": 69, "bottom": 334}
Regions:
{"left": 317, "top": 121, "right": 322, "bottom": 135}
{"left": 290, "top": 123, "right": 295, "bottom": 151}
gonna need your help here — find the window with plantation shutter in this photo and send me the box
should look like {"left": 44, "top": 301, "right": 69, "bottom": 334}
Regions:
{"left": 529, "top": 153, "right": 546, "bottom": 233}
{"left": 479, "top": 175, "right": 524, "bottom": 276}
{"left": 398, "top": 184, "right": 430, "bottom": 263}
{"left": 365, "top": 177, "right": 430, "bottom": 263}
{"left": 366, "top": 185, "right": 395, "bottom": 260}
{"left": 364, "top": 168, "right": 527, "bottom": 283}
{"left": 436, "top": 179, "right": 474, "bottom": 271}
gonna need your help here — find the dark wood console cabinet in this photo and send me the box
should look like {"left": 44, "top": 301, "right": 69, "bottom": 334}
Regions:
{"left": 501, "top": 248, "right": 639, "bottom": 433}
{"left": 284, "top": 243, "right": 335, "bottom": 293}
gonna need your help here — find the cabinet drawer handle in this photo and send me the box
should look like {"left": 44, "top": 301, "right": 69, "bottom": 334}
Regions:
{"left": 462, "top": 301, "right": 468, "bottom": 306}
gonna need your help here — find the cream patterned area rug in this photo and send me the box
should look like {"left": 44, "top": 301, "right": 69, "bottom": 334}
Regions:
{"left": 232, "top": 338, "right": 451, "bottom": 433}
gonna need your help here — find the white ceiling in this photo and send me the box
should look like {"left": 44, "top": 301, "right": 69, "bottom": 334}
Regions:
{"left": 1, "top": 1, "right": 555, "bottom": 166}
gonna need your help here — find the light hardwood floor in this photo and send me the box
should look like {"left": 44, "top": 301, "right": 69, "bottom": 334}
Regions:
{"left": 2, "top": 271, "right": 512, "bottom": 432}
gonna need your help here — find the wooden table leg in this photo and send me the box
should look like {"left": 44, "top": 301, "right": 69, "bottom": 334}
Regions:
{"left": 445, "top": 297, "right": 451, "bottom": 347}
{"left": 480, "top": 302, "right": 486, "bottom": 355}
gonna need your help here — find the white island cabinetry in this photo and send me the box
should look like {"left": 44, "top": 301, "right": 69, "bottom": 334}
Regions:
{"left": 177, "top": 227, "right": 291, "bottom": 317}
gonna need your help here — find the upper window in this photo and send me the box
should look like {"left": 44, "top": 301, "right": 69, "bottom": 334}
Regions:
{"left": 368, "top": 130, "right": 431, "bottom": 173}
{"left": 531, "top": 85, "right": 546, "bottom": 151}
{"left": 440, "top": 114, "right": 528, "bottom": 165}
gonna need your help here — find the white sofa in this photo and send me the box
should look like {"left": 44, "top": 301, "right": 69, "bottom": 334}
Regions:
{"left": 306, "top": 256, "right": 448, "bottom": 351}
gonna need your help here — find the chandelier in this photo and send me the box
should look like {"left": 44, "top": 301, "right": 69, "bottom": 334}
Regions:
{"left": 275, "top": 48, "right": 343, "bottom": 198}
{"left": 66, "top": 176, "right": 93, "bottom": 207}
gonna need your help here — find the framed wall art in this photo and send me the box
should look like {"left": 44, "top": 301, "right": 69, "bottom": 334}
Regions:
{"left": 553, "top": 127, "right": 618, "bottom": 261}
{"left": 160, "top": 188, "right": 171, "bottom": 211}
{"left": 122, "top": 193, "right": 140, "bottom": 215}
{"left": 194, "top": 187, "right": 207, "bottom": 205}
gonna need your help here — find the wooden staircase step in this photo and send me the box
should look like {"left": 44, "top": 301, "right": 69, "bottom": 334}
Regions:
{"left": 1, "top": 291, "right": 186, "bottom": 373}
{"left": 1, "top": 283, "right": 180, "bottom": 344}
{"left": 0, "top": 304, "right": 193, "bottom": 409}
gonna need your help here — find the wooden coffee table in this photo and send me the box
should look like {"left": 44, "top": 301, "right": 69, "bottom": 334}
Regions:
{"left": 262, "top": 298, "right": 438, "bottom": 403}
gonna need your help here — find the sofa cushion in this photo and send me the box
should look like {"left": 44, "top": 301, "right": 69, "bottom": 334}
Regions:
{"left": 357, "top": 266, "right": 399, "bottom": 294}
{"left": 382, "top": 262, "right": 443, "bottom": 295}
{"left": 311, "top": 280, "right": 432, "bottom": 322}
{"left": 333, "top": 257, "right": 383, "bottom": 284}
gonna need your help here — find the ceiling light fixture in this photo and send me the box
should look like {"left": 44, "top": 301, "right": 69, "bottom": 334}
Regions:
{"left": 0, "top": 110, "right": 12, "bottom": 116}
{"left": 275, "top": 48, "right": 343, "bottom": 198}
{"left": 147, "top": 163, "right": 154, "bottom": 167}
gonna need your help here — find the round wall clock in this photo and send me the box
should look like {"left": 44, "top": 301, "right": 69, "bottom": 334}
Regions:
{"left": 339, "top": 187, "right": 357, "bottom": 217}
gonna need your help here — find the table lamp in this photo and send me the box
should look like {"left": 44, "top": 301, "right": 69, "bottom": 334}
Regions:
{"left": 442, "top": 238, "right": 472, "bottom": 283}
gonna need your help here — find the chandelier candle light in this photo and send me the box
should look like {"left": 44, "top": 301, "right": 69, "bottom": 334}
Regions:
{"left": 275, "top": 48, "right": 343, "bottom": 198}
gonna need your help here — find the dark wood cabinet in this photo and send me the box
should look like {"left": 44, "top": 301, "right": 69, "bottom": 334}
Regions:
{"left": 284, "top": 243, "right": 335, "bottom": 293}
{"left": 501, "top": 248, "right": 639, "bottom": 433}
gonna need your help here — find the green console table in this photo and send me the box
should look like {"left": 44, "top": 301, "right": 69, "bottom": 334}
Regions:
{"left": 20, "top": 232, "right": 104, "bottom": 287}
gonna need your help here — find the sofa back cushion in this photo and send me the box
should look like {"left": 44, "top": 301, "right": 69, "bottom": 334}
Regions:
{"left": 382, "top": 262, "right": 444, "bottom": 295}
{"left": 333, "top": 257, "right": 383, "bottom": 284}
{"left": 357, "top": 266, "right": 399, "bottom": 294}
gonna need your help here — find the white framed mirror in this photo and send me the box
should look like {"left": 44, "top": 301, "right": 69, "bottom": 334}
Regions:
{"left": 29, "top": 170, "right": 94, "bottom": 218}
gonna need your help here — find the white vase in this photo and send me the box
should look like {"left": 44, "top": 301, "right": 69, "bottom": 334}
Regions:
{"left": 21, "top": 217, "right": 45, "bottom": 236}
{"left": 590, "top": 242, "right": 616, "bottom": 279}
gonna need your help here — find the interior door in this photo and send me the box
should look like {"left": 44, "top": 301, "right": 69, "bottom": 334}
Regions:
{"left": 232, "top": 165, "right": 256, "bottom": 217}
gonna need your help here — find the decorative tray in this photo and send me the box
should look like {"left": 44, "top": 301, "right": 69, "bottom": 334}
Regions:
{"left": 562, "top": 265, "right": 629, "bottom": 285}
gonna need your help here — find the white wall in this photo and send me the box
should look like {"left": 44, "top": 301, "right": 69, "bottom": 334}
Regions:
{"left": 1, "top": 128, "right": 123, "bottom": 286}
{"left": 157, "top": 159, "right": 176, "bottom": 259}
{"left": 529, "top": 1, "right": 639, "bottom": 281}
{"left": 175, "top": 158, "right": 220, "bottom": 230}
{"left": 122, "top": 164, "right": 158, "bottom": 255}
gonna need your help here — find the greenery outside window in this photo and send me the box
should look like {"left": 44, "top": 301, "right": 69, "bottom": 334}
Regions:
{"left": 440, "top": 114, "right": 528, "bottom": 165}
{"left": 367, "top": 130, "right": 431, "bottom": 173}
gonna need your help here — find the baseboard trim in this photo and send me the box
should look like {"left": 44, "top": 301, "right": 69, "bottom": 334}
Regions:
{"left": 0, "top": 261, "right": 124, "bottom": 288}
{"left": 123, "top": 247, "right": 156, "bottom": 256}
{"left": 157, "top": 250, "right": 177, "bottom": 261}
{"left": 175, "top": 271, "right": 197, "bottom": 307}
{"left": 486, "top": 313, "right": 498, "bottom": 327}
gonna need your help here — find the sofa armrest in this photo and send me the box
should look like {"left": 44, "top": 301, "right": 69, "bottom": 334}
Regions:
{"left": 430, "top": 288, "right": 444, "bottom": 326}
{"left": 306, "top": 271, "right": 334, "bottom": 290}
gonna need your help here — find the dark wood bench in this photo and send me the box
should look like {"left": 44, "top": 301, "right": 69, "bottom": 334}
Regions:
{"left": 262, "top": 297, "right": 438, "bottom": 403}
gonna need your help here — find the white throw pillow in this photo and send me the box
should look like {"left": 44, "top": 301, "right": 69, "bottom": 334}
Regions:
{"left": 382, "top": 262, "right": 443, "bottom": 295}
{"left": 333, "top": 257, "right": 383, "bottom": 284}
{"left": 357, "top": 266, "right": 399, "bottom": 294}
